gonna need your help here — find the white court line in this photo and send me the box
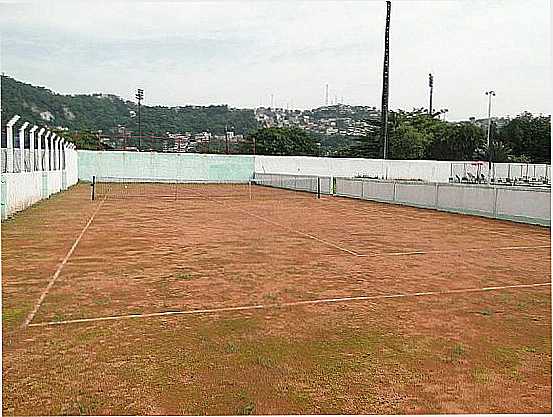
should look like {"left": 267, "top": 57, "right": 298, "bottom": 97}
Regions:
{"left": 197, "top": 193, "right": 549, "bottom": 258}
{"left": 21, "top": 199, "right": 106, "bottom": 328}
{"left": 240, "top": 209, "right": 361, "bottom": 256}
{"left": 201, "top": 192, "right": 361, "bottom": 256}
{"left": 356, "top": 244, "right": 551, "bottom": 257}
{"left": 28, "top": 281, "right": 551, "bottom": 328}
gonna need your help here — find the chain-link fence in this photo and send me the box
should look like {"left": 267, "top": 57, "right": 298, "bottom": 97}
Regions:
{"left": 1, "top": 148, "right": 7, "bottom": 173}
{"left": 23, "top": 149, "right": 31, "bottom": 172}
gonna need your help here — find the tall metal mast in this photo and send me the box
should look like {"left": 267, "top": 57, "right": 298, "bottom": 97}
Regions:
{"left": 428, "top": 73, "right": 434, "bottom": 115}
{"left": 381, "top": 1, "right": 391, "bottom": 159}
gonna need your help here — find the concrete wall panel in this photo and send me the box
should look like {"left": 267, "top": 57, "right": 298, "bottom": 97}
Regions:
{"left": 496, "top": 188, "right": 550, "bottom": 225}
{"left": 394, "top": 183, "right": 437, "bottom": 207}
{"left": 437, "top": 184, "right": 496, "bottom": 214}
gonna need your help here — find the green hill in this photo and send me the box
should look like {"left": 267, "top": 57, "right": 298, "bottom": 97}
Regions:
{"left": 1, "top": 75, "right": 258, "bottom": 136}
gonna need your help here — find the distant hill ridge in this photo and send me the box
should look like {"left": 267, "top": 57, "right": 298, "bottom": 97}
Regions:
{"left": 0, "top": 75, "right": 258, "bottom": 135}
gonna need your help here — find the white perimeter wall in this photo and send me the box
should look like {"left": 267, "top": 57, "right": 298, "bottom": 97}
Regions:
{"left": 255, "top": 155, "right": 459, "bottom": 182}
{"left": 335, "top": 178, "right": 551, "bottom": 226}
{"left": 75, "top": 151, "right": 551, "bottom": 226}
{"left": 1, "top": 149, "right": 79, "bottom": 220}
{"left": 78, "top": 152, "right": 464, "bottom": 183}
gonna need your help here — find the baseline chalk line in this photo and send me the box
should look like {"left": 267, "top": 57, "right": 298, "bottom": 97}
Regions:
{"left": 22, "top": 199, "right": 106, "bottom": 328}
{"left": 29, "top": 281, "right": 551, "bottom": 328}
{"left": 356, "top": 245, "right": 550, "bottom": 257}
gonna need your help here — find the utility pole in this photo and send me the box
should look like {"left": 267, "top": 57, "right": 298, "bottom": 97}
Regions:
{"left": 485, "top": 90, "right": 496, "bottom": 183}
{"left": 428, "top": 73, "right": 434, "bottom": 115}
{"left": 325, "top": 84, "right": 329, "bottom": 106}
{"left": 136, "top": 88, "right": 144, "bottom": 150}
{"left": 381, "top": 0, "right": 391, "bottom": 159}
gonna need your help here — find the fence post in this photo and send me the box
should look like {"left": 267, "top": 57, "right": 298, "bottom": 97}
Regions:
{"left": 44, "top": 131, "right": 51, "bottom": 171}
{"left": 19, "top": 122, "right": 29, "bottom": 172}
{"left": 91, "top": 175, "right": 96, "bottom": 201}
{"left": 5, "top": 115, "right": 20, "bottom": 173}
{"left": 317, "top": 177, "right": 321, "bottom": 199}
{"left": 36, "top": 128, "right": 44, "bottom": 171}
{"left": 49, "top": 133, "right": 56, "bottom": 171}
{"left": 29, "top": 125, "right": 37, "bottom": 172}
{"left": 57, "top": 138, "right": 63, "bottom": 171}
{"left": 493, "top": 186, "right": 499, "bottom": 217}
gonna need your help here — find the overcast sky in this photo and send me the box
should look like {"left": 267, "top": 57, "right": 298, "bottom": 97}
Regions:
{"left": 0, "top": 0, "right": 550, "bottom": 120}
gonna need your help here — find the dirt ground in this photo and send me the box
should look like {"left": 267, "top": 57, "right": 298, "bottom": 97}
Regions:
{"left": 2, "top": 182, "right": 551, "bottom": 415}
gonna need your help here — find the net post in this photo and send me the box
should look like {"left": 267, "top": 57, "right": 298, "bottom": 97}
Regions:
{"left": 91, "top": 175, "right": 96, "bottom": 201}
{"left": 317, "top": 177, "right": 321, "bottom": 199}
{"left": 249, "top": 179, "right": 252, "bottom": 200}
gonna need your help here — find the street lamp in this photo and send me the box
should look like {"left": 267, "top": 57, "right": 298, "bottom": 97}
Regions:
{"left": 136, "top": 88, "right": 144, "bottom": 150}
{"left": 428, "top": 73, "right": 434, "bottom": 115}
{"left": 485, "top": 90, "right": 496, "bottom": 183}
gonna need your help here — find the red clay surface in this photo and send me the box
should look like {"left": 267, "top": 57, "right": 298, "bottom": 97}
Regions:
{"left": 2, "top": 182, "right": 551, "bottom": 415}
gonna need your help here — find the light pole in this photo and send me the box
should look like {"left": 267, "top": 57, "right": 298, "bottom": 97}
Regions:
{"left": 485, "top": 90, "right": 495, "bottom": 183}
{"left": 428, "top": 73, "right": 434, "bottom": 115}
{"left": 136, "top": 88, "right": 144, "bottom": 150}
{"left": 380, "top": 0, "right": 391, "bottom": 159}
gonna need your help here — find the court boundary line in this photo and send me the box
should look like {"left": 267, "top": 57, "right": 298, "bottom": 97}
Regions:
{"left": 199, "top": 192, "right": 362, "bottom": 256}
{"left": 28, "top": 281, "right": 551, "bottom": 328}
{"left": 356, "top": 244, "right": 550, "bottom": 257}
{"left": 237, "top": 209, "right": 361, "bottom": 256}
{"left": 219, "top": 197, "right": 549, "bottom": 258}
{"left": 21, "top": 198, "right": 106, "bottom": 328}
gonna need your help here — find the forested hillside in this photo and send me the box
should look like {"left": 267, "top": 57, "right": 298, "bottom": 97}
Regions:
{"left": 1, "top": 75, "right": 258, "bottom": 135}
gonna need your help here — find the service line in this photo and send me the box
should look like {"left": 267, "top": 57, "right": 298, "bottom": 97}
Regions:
{"left": 22, "top": 199, "right": 106, "bottom": 328}
{"left": 29, "top": 281, "right": 551, "bottom": 328}
{"left": 356, "top": 244, "right": 550, "bottom": 257}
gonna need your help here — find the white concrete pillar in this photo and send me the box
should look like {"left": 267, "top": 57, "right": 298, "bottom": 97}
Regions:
{"left": 58, "top": 138, "right": 64, "bottom": 170}
{"left": 44, "top": 131, "right": 51, "bottom": 171}
{"left": 29, "top": 125, "right": 38, "bottom": 172}
{"left": 37, "top": 128, "right": 45, "bottom": 171}
{"left": 19, "top": 122, "right": 29, "bottom": 172}
{"left": 5, "top": 115, "right": 20, "bottom": 173}
{"left": 53, "top": 136, "right": 58, "bottom": 170}
{"left": 49, "top": 133, "right": 56, "bottom": 170}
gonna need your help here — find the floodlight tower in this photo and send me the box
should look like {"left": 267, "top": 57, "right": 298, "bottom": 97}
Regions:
{"left": 136, "top": 88, "right": 144, "bottom": 150}
{"left": 381, "top": 1, "right": 391, "bottom": 159}
{"left": 428, "top": 73, "right": 434, "bottom": 115}
{"left": 485, "top": 90, "right": 496, "bottom": 183}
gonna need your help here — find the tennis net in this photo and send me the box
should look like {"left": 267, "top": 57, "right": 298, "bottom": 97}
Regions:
{"left": 91, "top": 176, "right": 323, "bottom": 201}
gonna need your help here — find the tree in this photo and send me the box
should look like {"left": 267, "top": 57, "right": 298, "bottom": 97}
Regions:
{"left": 66, "top": 130, "right": 104, "bottom": 150}
{"left": 497, "top": 112, "right": 551, "bottom": 163}
{"left": 387, "top": 109, "right": 438, "bottom": 159}
{"left": 426, "top": 122, "right": 485, "bottom": 161}
{"left": 242, "top": 127, "right": 317, "bottom": 156}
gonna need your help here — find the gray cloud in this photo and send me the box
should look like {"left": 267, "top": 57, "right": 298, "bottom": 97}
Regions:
{"left": 0, "top": 0, "right": 550, "bottom": 120}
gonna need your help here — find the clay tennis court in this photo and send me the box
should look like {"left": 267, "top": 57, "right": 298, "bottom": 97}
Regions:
{"left": 2, "top": 182, "right": 551, "bottom": 415}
